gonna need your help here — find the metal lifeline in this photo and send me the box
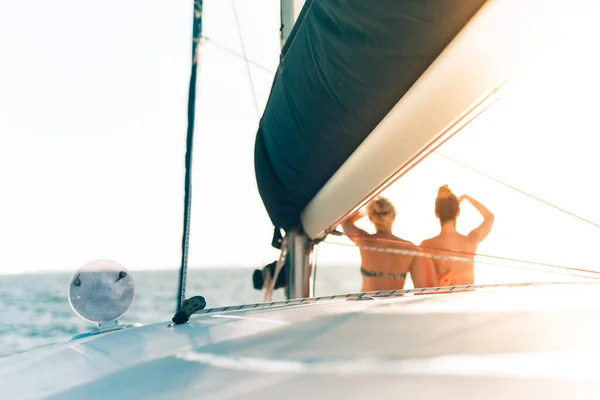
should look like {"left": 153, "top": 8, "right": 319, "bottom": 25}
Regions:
{"left": 196, "top": 281, "right": 600, "bottom": 316}
{"left": 322, "top": 236, "right": 600, "bottom": 281}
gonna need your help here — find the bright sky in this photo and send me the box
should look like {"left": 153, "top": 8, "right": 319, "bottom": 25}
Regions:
{"left": 1, "top": 0, "right": 600, "bottom": 290}
{"left": 0, "top": 0, "right": 281, "bottom": 273}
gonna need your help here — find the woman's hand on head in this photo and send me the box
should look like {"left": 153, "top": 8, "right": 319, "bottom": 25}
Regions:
{"left": 347, "top": 208, "right": 367, "bottom": 223}
{"left": 353, "top": 208, "right": 367, "bottom": 219}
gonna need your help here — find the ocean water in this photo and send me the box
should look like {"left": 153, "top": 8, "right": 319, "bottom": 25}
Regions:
{"left": 0, "top": 267, "right": 362, "bottom": 358}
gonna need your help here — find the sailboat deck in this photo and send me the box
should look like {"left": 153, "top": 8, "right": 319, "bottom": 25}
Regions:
{"left": 3, "top": 282, "right": 600, "bottom": 399}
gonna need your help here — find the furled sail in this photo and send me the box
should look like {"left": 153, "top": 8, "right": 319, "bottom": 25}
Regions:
{"left": 254, "top": 0, "right": 487, "bottom": 234}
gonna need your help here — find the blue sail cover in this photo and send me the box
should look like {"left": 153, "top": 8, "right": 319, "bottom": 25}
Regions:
{"left": 255, "top": 0, "right": 487, "bottom": 234}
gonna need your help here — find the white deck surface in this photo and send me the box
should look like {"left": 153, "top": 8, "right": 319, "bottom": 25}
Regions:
{"left": 2, "top": 282, "right": 600, "bottom": 399}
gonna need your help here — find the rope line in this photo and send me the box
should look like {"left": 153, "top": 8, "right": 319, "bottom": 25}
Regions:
{"left": 339, "top": 233, "right": 600, "bottom": 277}
{"left": 231, "top": 0, "right": 261, "bottom": 117}
{"left": 177, "top": 0, "right": 204, "bottom": 310}
{"left": 263, "top": 237, "right": 289, "bottom": 302}
{"left": 198, "top": 36, "right": 274, "bottom": 74}
{"left": 322, "top": 235, "right": 600, "bottom": 280}
{"left": 435, "top": 152, "right": 600, "bottom": 230}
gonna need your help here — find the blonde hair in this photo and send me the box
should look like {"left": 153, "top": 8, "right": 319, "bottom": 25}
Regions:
{"left": 367, "top": 197, "right": 396, "bottom": 230}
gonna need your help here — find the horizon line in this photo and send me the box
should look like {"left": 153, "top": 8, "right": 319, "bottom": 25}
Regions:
{"left": 0, "top": 264, "right": 356, "bottom": 276}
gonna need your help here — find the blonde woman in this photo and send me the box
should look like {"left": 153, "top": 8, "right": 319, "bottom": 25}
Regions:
{"left": 342, "top": 197, "right": 436, "bottom": 291}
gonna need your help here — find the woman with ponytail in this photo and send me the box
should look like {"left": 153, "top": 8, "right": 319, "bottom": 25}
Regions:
{"left": 421, "top": 185, "right": 495, "bottom": 286}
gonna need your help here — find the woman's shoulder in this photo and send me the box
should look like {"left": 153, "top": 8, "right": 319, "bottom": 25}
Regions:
{"left": 419, "top": 236, "right": 443, "bottom": 251}
{"left": 420, "top": 236, "right": 438, "bottom": 245}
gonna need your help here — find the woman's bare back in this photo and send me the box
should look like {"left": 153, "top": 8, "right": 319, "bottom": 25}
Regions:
{"left": 423, "top": 194, "right": 495, "bottom": 286}
{"left": 341, "top": 200, "right": 438, "bottom": 291}
{"left": 357, "top": 232, "right": 416, "bottom": 291}
{"left": 421, "top": 233, "right": 477, "bottom": 286}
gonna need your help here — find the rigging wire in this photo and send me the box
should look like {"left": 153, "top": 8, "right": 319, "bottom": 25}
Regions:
{"left": 435, "top": 152, "right": 600, "bottom": 230}
{"left": 326, "top": 151, "right": 600, "bottom": 284}
{"left": 196, "top": 281, "right": 600, "bottom": 314}
{"left": 231, "top": 0, "right": 261, "bottom": 117}
{"left": 199, "top": 35, "right": 275, "bottom": 74}
{"left": 322, "top": 238, "right": 600, "bottom": 281}
{"left": 177, "top": 0, "right": 204, "bottom": 310}
{"left": 175, "top": 2, "right": 270, "bottom": 309}
{"left": 338, "top": 234, "right": 600, "bottom": 275}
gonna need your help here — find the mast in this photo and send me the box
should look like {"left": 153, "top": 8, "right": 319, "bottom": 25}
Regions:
{"left": 279, "top": 0, "right": 294, "bottom": 46}
{"left": 176, "top": 0, "right": 203, "bottom": 310}
{"left": 279, "top": 0, "right": 316, "bottom": 300}
{"left": 280, "top": 0, "right": 303, "bottom": 46}
{"left": 285, "top": 229, "right": 316, "bottom": 299}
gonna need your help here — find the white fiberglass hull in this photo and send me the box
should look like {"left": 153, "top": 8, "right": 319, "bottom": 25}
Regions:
{"left": 2, "top": 282, "right": 600, "bottom": 399}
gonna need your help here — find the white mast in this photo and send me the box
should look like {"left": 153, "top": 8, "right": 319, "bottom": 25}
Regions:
{"left": 280, "top": 0, "right": 303, "bottom": 47}
{"left": 279, "top": 0, "right": 315, "bottom": 300}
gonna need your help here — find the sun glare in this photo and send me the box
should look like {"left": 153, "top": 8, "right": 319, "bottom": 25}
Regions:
{"left": 361, "top": 15, "right": 600, "bottom": 285}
